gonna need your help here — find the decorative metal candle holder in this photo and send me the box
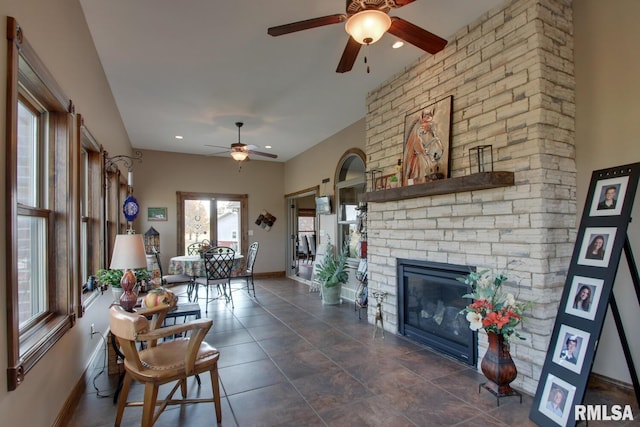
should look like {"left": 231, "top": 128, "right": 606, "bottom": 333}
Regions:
{"left": 469, "top": 144, "right": 493, "bottom": 174}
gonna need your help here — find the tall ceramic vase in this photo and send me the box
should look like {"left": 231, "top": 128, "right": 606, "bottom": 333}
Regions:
{"left": 481, "top": 332, "right": 518, "bottom": 395}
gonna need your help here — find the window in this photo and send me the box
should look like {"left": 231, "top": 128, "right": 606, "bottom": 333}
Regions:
{"left": 335, "top": 149, "right": 366, "bottom": 259}
{"left": 78, "top": 118, "right": 103, "bottom": 313}
{"left": 6, "top": 17, "right": 76, "bottom": 390}
{"left": 177, "top": 192, "right": 248, "bottom": 256}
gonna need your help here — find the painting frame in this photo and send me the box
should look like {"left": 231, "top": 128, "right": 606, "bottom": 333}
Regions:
{"left": 577, "top": 226, "right": 617, "bottom": 268}
{"left": 564, "top": 275, "right": 603, "bottom": 321}
{"left": 147, "top": 207, "right": 168, "bottom": 221}
{"left": 402, "top": 96, "right": 453, "bottom": 186}
{"left": 589, "top": 175, "right": 628, "bottom": 217}
{"left": 538, "top": 374, "right": 576, "bottom": 426}
{"left": 551, "top": 325, "right": 590, "bottom": 375}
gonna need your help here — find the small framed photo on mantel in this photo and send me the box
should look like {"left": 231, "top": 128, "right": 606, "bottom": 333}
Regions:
{"left": 147, "top": 207, "right": 167, "bottom": 221}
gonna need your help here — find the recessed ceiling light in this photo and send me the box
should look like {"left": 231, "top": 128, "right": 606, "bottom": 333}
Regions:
{"left": 175, "top": 135, "right": 183, "bottom": 140}
{"left": 265, "top": 145, "right": 272, "bottom": 149}
{"left": 392, "top": 41, "right": 404, "bottom": 49}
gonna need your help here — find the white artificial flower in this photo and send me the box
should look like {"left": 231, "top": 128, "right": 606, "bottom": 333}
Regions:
{"left": 466, "top": 312, "right": 483, "bottom": 331}
{"left": 505, "top": 293, "right": 516, "bottom": 307}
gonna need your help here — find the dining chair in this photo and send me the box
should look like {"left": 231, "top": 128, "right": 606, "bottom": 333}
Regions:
{"left": 232, "top": 241, "right": 258, "bottom": 297}
{"left": 194, "top": 246, "right": 236, "bottom": 312}
{"left": 152, "top": 247, "right": 191, "bottom": 287}
{"left": 297, "top": 234, "right": 309, "bottom": 263}
{"left": 186, "top": 242, "right": 202, "bottom": 255}
{"left": 109, "top": 305, "right": 222, "bottom": 427}
{"left": 307, "top": 234, "right": 316, "bottom": 263}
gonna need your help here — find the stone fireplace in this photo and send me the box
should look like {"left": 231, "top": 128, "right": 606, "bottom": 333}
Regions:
{"left": 363, "top": 0, "right": 576, "bottom": 395}
{"left": 397, "top": 259, "right": 476, "bottom": 365}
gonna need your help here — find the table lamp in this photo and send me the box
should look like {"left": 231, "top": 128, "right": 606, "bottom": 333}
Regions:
{"left": 110, "top": 233, "right": 148, "bottom": 311}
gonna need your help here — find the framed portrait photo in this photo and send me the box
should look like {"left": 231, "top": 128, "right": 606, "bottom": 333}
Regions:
{"left": 564, "top": 276, "right": 603, "bottom": 320}
{"left": 577, "top": 227, "right": 617, "bottom": 268}
{"left": 147, "top": 207, "right": 168, "bottom": 221}
{"left": 538, "top": 374, "right": 576, "bottom": 426}
{"left": 552, "top": 325, "right": 590, "bottom": 374}
{"left": 402, "top": 96, "right": 452, "bottom": 186}
{"left": 589, "top": 176, "right": 629, "bottom": 217}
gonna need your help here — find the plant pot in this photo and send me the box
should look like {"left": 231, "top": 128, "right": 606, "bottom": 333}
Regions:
{"left": 322, "top": 283, "right": 341, "bottom": 305}
{"left": 481, "top": 332, "right": 518, "bottom": 395}
{"left": 111, "top": 287, "right": 124, "bottom": 303}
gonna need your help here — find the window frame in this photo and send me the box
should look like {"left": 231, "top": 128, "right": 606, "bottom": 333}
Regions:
{"left": 77, "top": 116, "right": 104, "bottom": 314}
{"left": 334, "top": 149, "right": 366, "bottom": 261}
{"left": 6, "top": 17, "right": 76, "bottom": 390}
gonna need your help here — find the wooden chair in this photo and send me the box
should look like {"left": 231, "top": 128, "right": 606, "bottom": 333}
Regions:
{"left": 194, "top": 246, "right": 236, "bottom": 312}
{"left": 109, "top": 305, "right": 222, "bottom": 427}
{"left": 232, "top": 241, "right": 258, "bottom": 297}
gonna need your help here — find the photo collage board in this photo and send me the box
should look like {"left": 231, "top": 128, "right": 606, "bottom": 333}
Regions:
{"left": 530, "top": 163, "right": 640, "bottom": 427}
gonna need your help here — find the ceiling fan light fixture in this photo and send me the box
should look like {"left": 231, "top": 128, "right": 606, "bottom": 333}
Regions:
{"left": 230, "top": 149, "right": 248, "bottom": 162}
{"left": 345, "top": 10, "right": 392, "bottom": 45}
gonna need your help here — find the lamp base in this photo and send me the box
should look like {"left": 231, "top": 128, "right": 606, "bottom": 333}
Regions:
{"left": 120, "top": 269, "right": 138, "bottom": 312}
{"left": 120, "top": 290, "right": 138, "bottom": 312}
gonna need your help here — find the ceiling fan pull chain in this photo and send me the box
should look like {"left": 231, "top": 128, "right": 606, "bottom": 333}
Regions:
{"left": 364, "top": 43, "right": 370, "bottom": 74}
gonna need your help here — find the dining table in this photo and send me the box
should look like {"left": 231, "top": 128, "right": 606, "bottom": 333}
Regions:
{"left": 168, "top": 254, "right": 244, "bottom": 301}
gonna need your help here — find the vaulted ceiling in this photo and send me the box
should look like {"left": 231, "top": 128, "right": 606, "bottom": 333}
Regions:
{"left": 79, "top": 0, "right": 504, "bottom": 161}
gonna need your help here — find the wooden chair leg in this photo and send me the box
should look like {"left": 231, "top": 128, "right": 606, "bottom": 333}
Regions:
{"left": 210, "top": 367, "right": 222, "bottom": 423}
{"left": 141, "top": 383, "right": 159, "bottom": 427}
{"left": 115, "top": 373, "right": 132, "bottom": 427}
{"left": 180, "top": 378, "right": 187, "bottom": 398}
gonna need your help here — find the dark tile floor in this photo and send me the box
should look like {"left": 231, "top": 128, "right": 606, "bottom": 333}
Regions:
{"left": 68, "top": 278, "right": 639, "bottom": 426}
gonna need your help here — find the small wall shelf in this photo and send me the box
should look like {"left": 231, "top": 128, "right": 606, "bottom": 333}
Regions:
{"left": 362, "top": 171, "right": 515, "bottom": 203}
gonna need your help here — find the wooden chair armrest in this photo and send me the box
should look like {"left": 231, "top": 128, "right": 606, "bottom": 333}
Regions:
{"left": 137, "top": 318, "right": 213, "bottom": 342}
{"left": 135, "top": 305, "right": 171, "bottom": 330}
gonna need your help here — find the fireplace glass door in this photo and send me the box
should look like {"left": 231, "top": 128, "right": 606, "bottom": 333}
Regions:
{"left": 398, "top": 259, "right": 476, "bottom": 365}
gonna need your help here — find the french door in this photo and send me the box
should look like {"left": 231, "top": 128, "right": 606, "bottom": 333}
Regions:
{"left": 176, "top": 192, "right": 248, "bottom": 256}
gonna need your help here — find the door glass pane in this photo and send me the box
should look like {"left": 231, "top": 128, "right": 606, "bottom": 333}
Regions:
{"left": 217, "top": 200, "right": 240, "bottom": 251}
{"left": 184, "top": 199, "right": 211, "bottom": 252}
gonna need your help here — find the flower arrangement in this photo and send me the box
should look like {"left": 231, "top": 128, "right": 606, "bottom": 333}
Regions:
{"left": 458, "top": 269, "right": 532, "bottom": 341}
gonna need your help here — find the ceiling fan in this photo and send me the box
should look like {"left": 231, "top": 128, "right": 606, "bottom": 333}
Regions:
{"left": 267, "top": 0, "right": 448, "bottom": 73}
{"left": 206, "top": 122, "right": 278, "bottom": 162}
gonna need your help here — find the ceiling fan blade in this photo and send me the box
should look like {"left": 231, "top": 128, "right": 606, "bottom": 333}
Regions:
{"left": 204, "top": 144, "right": 229, "bottom": 149}
{"left": 268, "top": 14, "right": 347, "bottom": 37}
{"left": 336, "top": 37, "right": 362, "bottom": 73}
{"left": 388, "top": 17, "right": 447, "bottom": 54}
{"left": 247, "top": 150, "right": 278, "bottom": 159}
{"left": 391, "top": 0, "right": 417, "bottom": 7}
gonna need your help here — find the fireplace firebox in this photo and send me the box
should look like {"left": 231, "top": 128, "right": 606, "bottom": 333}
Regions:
{"left": 397, "top": 259, "right": 476, "bottom": 365}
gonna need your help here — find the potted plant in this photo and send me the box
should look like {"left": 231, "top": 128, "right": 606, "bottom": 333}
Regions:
{"left": 96, "top": 268, "right": 124, "bottom": 302}
{"left": 96, "top": 268, "right": 151, "bottom": 302}
{"left": 315, "top": 241, "right": 349, "bottom": 305}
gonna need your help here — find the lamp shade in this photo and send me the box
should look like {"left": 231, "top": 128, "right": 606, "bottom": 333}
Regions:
{"left": 110, "top": 234, "right": 148, "bottom": 270}
{"left": 345, "top": 10, "right": 392, "bottom": 45}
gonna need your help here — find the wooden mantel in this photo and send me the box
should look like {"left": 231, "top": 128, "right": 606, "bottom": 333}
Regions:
{"left": 363, "top": 171, "right": 515, "bottom": 203}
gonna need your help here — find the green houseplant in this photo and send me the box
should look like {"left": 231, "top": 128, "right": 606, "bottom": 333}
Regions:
{"left": 96, "top": 268, "right": 151, "bottom": 302}
{"left": 315, "top": 241, "right": 349, "bottom": 305}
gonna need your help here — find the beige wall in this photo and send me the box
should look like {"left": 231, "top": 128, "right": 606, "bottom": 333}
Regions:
{"left": 574, "top": 0, "right": 640, "bottom": 383}
{"left": 134, "top": 150, "right": 286, "bottom": 274}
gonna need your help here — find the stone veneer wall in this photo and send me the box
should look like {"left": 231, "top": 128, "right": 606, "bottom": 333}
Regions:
{"left": 364, "top": 0, "right": 575, "bottom": 394}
